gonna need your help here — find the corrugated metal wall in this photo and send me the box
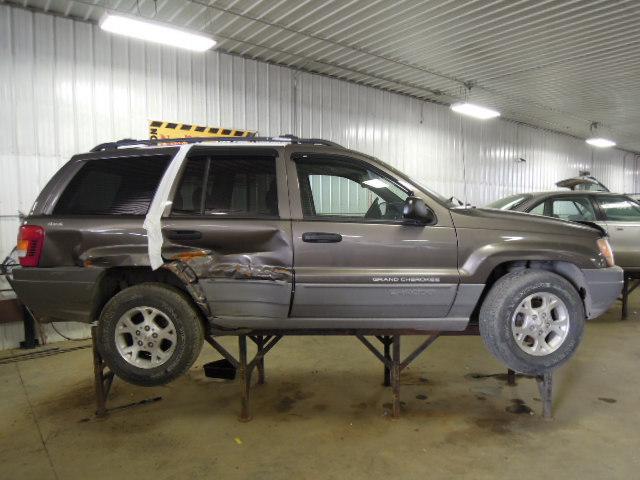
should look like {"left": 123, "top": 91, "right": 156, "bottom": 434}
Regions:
{"left": 0, "top": 4, "right": 639, "bottom": 348}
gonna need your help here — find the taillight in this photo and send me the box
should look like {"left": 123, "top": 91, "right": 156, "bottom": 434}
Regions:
{"left": 17, "top": 225, "right": 45, "bottom": 267}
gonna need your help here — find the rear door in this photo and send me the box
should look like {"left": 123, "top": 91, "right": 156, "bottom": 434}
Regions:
{"left": 160, "top": 146, "right": 293, "bottom": 323}
{"left": 593, "top": 195, "right": 640, "bottom": 270}
{"left": 286, "top": 150, "right": 460, "bottom": 324}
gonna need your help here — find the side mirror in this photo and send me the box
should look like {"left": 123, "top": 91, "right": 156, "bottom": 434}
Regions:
{"left": 403, "top": 196, "right": 435, "bottom": 225}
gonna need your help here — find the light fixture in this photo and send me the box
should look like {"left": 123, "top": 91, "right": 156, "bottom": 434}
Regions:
{"left": 100, "top": 13, "right": 216, "bottom": 52}
{"left": 586, "top": 122, "right": 615, "bottom": 148}
{"left": 586, "top": 137, "right": 616, "bottom": 148}
{"left": 450, "top": 102, "right": 500, "bottom": 120}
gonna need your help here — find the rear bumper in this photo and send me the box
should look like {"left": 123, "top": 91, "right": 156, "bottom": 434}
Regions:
{"left": 582, "top": 266, "right": 624, "bottom": 319}
{"left": 8, "top": 267, "right": 104, "bottom": 323}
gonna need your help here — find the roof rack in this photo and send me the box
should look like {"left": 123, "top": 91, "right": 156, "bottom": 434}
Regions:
{"left": 90, "top": 134, "right": 342, "bottom": 152}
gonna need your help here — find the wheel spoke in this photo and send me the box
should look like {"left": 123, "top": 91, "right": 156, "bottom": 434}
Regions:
{"left": 511, "top": 292, "right": 570, "bottom": 357}
{"left": 115, "top": 306, "right": 177, "bottom": 369}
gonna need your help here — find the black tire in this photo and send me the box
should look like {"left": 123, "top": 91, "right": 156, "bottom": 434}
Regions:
{"left": 479, "top": 270, "right": 585, "bottom": 375}
{"left": 97, "top": 283, "right": 204, "bottom": 386}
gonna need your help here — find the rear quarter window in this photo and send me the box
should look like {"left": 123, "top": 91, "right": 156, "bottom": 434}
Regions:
{"left": 53, "top": 155, "right": 171, "bottom": 215}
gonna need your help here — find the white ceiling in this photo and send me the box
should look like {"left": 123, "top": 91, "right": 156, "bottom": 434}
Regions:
{"left": 6, "top": 0, "right": 640, "bottom": 152}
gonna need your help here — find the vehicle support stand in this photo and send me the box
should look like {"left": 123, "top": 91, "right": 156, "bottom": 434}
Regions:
{"left": 358, "top": 335, "right": 553, "bottom": 419}
{"left": 92, "top": 326, "right": 115, "bottom": 418}
{"left": 90, "top": 328, "right": 554, "bottom": 421}
{"left": 536, "top": 372, "right": 553, "bottom": 419}
{"left": 620, "top": 272, "right": 640, "bottom": 320}
{"left": 356, "top": 334, "right": 441, "bottom": 418}
{"left": 91, "top": 326, "right": 162, "bottom": 418}
{"left": 205, "top": 333, "right": 282, "bottom": 421}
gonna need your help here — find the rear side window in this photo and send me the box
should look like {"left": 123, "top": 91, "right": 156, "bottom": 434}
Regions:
{"left": 549, "top": 197, "right": 596, "bottom": 221}
{"left": 172, "top": 155, "right": 278, "bottom": 217}
{"left": 596, "top": 196, "right": 640, "bottom": 221}
{"left": 529, "top": 202, "right": 545, "bottom": 215}
{"left": 53, "top": 155, "right": 171, "bottom": 215}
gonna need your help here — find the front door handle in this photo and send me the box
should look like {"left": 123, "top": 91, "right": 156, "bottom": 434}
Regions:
{"left": 302, "top": 232, "right": 342, "bottom": 243}
{"left": 616, "top": 227, "right": 624, "bottom": 231}
{"left": 166, "top": 229, "right": 202, "bottom": 241}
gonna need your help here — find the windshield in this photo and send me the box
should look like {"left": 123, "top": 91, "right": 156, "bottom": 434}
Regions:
{"left": 485, "top": 194, "right": 531, "bottom": 210}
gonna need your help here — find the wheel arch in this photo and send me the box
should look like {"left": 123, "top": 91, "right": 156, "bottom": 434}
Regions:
{"left": 91, "top": 263, "right": 213, "bottom": 327}
{"left": 471, "top": 260, "right": 590, "bottom": 320}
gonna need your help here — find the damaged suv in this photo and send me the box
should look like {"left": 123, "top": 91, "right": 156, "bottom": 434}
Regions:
{"left": 9, "top": 136, "right": 622, "bottom": 386}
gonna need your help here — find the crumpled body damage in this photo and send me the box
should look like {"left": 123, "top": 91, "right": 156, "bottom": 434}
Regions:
{"left": 160, "top": 219, "right": 294, "bottom": 321}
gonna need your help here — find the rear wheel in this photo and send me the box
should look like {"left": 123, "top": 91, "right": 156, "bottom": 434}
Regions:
{"left": 479, "top": 270, "right": 585, "bottom": 374}
{"left": 97, "top": 283, "right": 204, "bottom": 386}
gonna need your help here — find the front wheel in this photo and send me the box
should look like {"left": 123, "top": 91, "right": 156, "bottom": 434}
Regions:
{"left": 97, "top": 283, "right": 204, "bottom": 386}
{"left": 479, "top": 270, "right": 585, "bottom": 375}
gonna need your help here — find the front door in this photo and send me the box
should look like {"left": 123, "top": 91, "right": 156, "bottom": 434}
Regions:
{"left": 287, "top": 152, "right": 459, "bottom": 322}
{"left": 160, "top": 146, "right": 293, "bottom": 324}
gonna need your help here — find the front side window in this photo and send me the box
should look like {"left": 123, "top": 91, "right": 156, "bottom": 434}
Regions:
{"left": 54, "top": 155, "right": 171, "bottom": 215}
{"left": 295, "top": 156, "right": 409, "bottom": 221}
{"left": 172, "top": 155, "right": 278, "bottom": 217}
{"left": 596, "top": 196, "right": 640, "bottom": 222}
{"left": 549, "top": 197, "right": 596, "bottom": 221}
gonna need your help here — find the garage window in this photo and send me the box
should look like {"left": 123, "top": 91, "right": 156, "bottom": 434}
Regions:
{"left": 53, "top": 155, "right": 171, "bottom": 215}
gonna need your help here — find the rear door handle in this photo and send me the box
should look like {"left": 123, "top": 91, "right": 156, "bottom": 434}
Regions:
{"left": 302, "top": 232, "right": 342, "bottom": 243}
{"left": 166, "top": 229, "right": 202, "bottom": 240}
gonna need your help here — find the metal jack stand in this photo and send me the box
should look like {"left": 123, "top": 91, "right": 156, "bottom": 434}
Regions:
{"left": 507, "top": 368, "right": 553, "bottom": 419}
{"left": 91, "top": 326, "right": 554, "bottom": 421}
{"left": 355, "top": 333, "right": 553, "bottom": 420}
{"left": 620, "top": 272, "right": 640, "bottom": 320}
{"left": 92, "top": 326, "right": 115, "bottom": 418}
{"left": 91, "top": 326, "right": 162, "bottom": 418}
{"left": 205, "top": 334, "right": 282, "bottom": 422}
{"left": 356, "top": 334, "right": 441, "bottom": 418}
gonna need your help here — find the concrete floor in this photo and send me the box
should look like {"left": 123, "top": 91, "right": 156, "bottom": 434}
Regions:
{"left": 2, "top": 299, "right": 640, "bottom": 480}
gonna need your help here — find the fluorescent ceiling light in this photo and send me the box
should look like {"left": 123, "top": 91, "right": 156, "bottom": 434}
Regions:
{"left": 450, "top": 102, "right": 500, "bottom": 120}
{"left": 586, "top": 137, "right": 616, "bottom": 148}
{"left": 100, "top": 13, "right": 216, "bottom": 52}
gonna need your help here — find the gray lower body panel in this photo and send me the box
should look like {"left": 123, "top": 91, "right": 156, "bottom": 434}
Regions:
{"left": 9, "top": 266, "right": 104, "bottom": 323}
{"left": 582, "top": 266, "right": 624, "bottom": 318}
{"left": 200, "top": 278, "right": 292, "bottom": 318}
{"left": 290, "top": 283, "right": 458, "bottom": 318}
{"left": 212, "top": 316, "right": 469, "bottom": 331}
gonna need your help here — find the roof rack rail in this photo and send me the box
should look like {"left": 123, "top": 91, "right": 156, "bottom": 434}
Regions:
{"left": 90, "top": 135, "right": 342, "bottom": 152}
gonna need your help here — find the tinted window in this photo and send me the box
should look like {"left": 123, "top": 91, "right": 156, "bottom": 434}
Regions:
{"left": 529, "top": 202, "right": 545, "bottom": 215}
{"left": 172, "top": 155, "right": 278, "bottom": 217}
{"left": 549, "top": 197, "right": 596, "bottom": 221}
{"left": 172, "top": 158, "right": 207, "bottom": 214}
{"left": 486, "top": 194, "right": 530, "bottom": 210}
{"left": 54, "top": 156, "right": 171, "bottom": 215}
{"left": 296, "top": 156, "right": 409, "bottom": 221}
{"left": 596, "top": 196, "right": 640, "bottom": 221}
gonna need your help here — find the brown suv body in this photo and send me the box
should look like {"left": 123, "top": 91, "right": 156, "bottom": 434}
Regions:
{"left": 10, "top": 140, "right": 622, "bottom": 333}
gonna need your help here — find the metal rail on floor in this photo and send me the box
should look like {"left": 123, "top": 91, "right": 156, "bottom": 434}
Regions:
{"left": 91, "top": 325, "right": 554, "bottom": 421}
{"left": 620, "top": 272, "right": 640, "bottom": 320}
